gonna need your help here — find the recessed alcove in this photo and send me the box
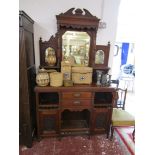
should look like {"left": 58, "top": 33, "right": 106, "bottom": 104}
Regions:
{"left": 61, "top": 109, "right": 90, "bottom": 133}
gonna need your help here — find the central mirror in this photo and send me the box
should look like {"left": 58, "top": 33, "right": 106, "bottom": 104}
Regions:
{"left": 62, "top": 31, "right": 90, "bottom": 66}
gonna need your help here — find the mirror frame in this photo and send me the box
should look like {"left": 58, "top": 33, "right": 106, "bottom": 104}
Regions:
{"left": 93, "top": 43, "right": 110, "bottom": 70}
{"left": 56, "top": 8, "right": 100, "bottom": 67}
{"left": 39, "top": 33, "right": 60, "bottom": 69}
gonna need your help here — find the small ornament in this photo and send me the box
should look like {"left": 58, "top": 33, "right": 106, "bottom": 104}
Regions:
{"left": 36, "top": 68, "right": 49, "bottom": 86}
{"left": 96, "top": 70, "right": 102, "bottom": 86}
{"left": 45, "top": 47, "right": 56, "bottom": 66}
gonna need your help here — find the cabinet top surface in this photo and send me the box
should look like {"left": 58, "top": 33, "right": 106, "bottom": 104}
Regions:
{"left": 34, "top": 84, "right": 116, "bottom": 92}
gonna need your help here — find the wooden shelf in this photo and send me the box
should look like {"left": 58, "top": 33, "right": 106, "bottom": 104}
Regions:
{"left": 39, "top": 65, "right": 60, "bottom": 69}
{"left": 61, "top": 120, "right": 89, "bottom": 130}
{"left": 61, "top": 131, "right": 89, "bottom": 136}
{"left": 39, "top": 104, "right": 59, "bottom": 108}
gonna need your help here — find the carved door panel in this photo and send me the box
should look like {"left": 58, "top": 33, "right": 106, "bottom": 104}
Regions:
{"left": 39, "top": 110, "right": 59, "bottom": 137}
{"left": 92, "top": 108, "right": 111, "bottom": 134}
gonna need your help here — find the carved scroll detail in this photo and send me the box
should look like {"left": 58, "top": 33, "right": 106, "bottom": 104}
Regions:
{"left": 58, "top": 8, "right": 98, "bottom": 19}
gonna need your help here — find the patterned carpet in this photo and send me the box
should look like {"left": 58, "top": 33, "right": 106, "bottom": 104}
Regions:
{"left": 114, "top": 126, "right": 135, "bottom": 155}
{"left": 20, "top": 134, "right": 125, "bottom": 155}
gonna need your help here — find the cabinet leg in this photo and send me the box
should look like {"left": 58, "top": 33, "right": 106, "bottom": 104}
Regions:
{"left": 88, "top": 134, "right": 91, "bottom": 139}
{"left": 36, "top": 134, "right": 41, "bottom": 142}
{"left": 37, "top": 137, "right": 41, "bottom": 142}
{"left": 132, "top": 128, "right": 135, "bottom": 141}
{"left": 106, "top": 126, "right": 111, "bottom": 139}
{"left": 110, "top": 126, "right": 114, "bottom": 140}
{"left": 106, "top": 132, "right": 109, "bottom": 139}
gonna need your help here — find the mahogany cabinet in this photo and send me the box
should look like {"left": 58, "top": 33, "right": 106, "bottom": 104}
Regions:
{"left": 34, "top": 85, "right": 116, "bottom": 139}
{"left": 35, "top": 8, "right": 116, "bottom": 140}
{"left": 19, "top": 11, "right": 36, "bottom": 147}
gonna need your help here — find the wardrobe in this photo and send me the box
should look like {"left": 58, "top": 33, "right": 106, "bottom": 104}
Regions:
{"left": 19, "top": 11, "right": 36, "bottom": 148}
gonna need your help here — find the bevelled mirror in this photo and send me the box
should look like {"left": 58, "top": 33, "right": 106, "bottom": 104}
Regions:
{"left": 62, "top": 31, "right": 90, "bottom": 66}
{"left": 95, "top": 50, "right": 104, "bottom": 64}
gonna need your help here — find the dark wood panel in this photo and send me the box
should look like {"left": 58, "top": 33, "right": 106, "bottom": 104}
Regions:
{"left": 19, "top": 11, "right": 36, "bottom": 148}
{"left": 19, "top": 11, "right": 34, "bottom": 33}
{"left": 92, "top": 108, "right": 110, "bottom": 135}
{"left": 24, "top": 31, "right": 35, "bottom": 67}
{"left": 19, "top": 27, "right": 33, "bottom": 147}
{"left": 38, "top": 110, "right": 59, "bottom": 136}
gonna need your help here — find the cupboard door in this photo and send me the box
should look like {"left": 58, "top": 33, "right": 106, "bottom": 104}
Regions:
{"left": 39, "top": 110, "right": 59, "bottom": 137}
{"left": 92, "top": 108, "right": 111, "bottom": 134}
{"left": 19, "top": 11, "right": 36, "bottom": 148}
{"left": 19, "top": 27, "right": 33, "bottom": 147}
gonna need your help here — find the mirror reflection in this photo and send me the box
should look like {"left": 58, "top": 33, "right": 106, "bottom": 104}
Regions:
{"left": 95, "top": 50, "right": 104, "bottom": 64}
{"left": 62, "top": 31, "right": 90, "bottom": 66}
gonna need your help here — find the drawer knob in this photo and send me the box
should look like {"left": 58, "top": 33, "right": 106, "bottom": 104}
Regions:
{"left": 74, "top": 93, "right": 81, "bottom": 97}
{"left": 73, "top": 101, "right": 81, "bottom": 104}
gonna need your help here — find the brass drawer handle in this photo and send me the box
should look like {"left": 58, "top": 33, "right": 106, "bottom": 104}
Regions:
{"left": 74, "top": 93, "right": 81, "bottom": 97}
{"left": 73, "top": 101, "right": 81, "bottom": 104}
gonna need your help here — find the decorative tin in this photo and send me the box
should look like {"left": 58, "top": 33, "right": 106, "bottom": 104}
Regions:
{"left": 61, "top": 61, "right": 71, "bottom": 80}
{"left": 71, "top": 67, "right": 93, "bottom": 84}
{"left": 50, "top": 72, "right": 63, "bottom": 87}
{"left": 63, "top": 80, "right": 73, "bottom": 87}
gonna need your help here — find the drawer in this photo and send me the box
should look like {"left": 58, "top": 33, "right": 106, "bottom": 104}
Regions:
{"left": 61, "top": 100, "right": 92, "bottom": 107}
{"left": 62, "top": 92, "right": 92, "bottom": 99}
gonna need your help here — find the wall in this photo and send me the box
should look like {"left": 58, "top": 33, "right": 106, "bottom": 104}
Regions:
{"left": 19, "top": 0, "right": 121, "bottom": 72}
{"left": 116, "top": 0, "right": 136, "bottom": 43}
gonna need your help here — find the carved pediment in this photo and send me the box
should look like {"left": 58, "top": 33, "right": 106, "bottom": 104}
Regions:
{"left": 56, "top": 8, "right": 100, "bottom": 31}
{"left": 58, "top": 8, "right": 98, "bottom": 19}
{"left": 40, "top": 33, "right": 58, "bottom": 45}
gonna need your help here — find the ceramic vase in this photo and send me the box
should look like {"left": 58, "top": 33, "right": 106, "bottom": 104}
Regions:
{"left": 36, "top": 68, "right": 49, "bottom": 86}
